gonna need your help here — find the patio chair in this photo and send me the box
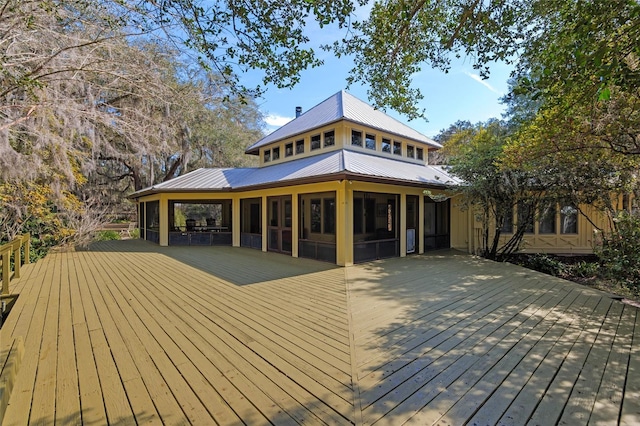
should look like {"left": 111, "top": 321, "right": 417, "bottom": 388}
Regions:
{"left": 121, "top": 222, "right": 136, "bottom": 238}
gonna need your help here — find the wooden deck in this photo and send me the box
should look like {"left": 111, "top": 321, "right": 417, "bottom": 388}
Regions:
{"left": 1, "top": 240, "right": 638, "bottom": 425}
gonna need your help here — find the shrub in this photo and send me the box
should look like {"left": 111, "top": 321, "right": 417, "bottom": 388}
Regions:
{"left": 570, "top": 261, "right": 600, "bottom": 278}
{"left": 512, "top": 253, "right": 568, "bottom": 277}
{"left": 525, "top": 253, "right": 568, "bottom": 277}
{"left": 595, "top": 211, "right": 640, "bottom": 295}
{"left": 94, "top": 230, "right": 121, "bottom": 241}
{"left": 130, "top": 228, "right": 140, "bottom": 239}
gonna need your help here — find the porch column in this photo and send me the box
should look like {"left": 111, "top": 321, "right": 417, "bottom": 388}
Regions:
{"left": 400, "top": 193, "right": 407, "bottom": 257}
{"left": 261, "top": 196, "right": 268, "bottom": 252}
{"left": 232, "top": 197, "right": 241, "bottom": 247}
{"left": 337, "top": 180, "right": 353, "bottom": 266}
{"left": 159, "top": 196, "right": 169, "bottom": 246}
{"left": 292, "top": 192, "right": 299, "bottom": 258}
{"left": 418, "top": 194, "right": 425, "bottom": 254}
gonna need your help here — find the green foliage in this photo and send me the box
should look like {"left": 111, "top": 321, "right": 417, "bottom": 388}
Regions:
{"left": 595, "top": 212, "right": 640, "bottom": 294}
{"left": 0, "top": 182, "right": 78, "bottom": 261}
{"left": 570, "top": 261, "right": 600, "bottom": 279}
{"left": 94, "top": 231, "right": 121, "bottom": 241}
{"left": 156, "top": 0, "right": 359, "bottom": 98}
{"left": 332, "top": 0, "right": 640, "bottom": 121}
{"left": 129, "top": 228, "right": 140, "bottom": 239}
{"left": 442, "top": 120, "right": 539, "bottom": 260}
{"left": 519, "top": 254, "right": 568, "bottom": 277}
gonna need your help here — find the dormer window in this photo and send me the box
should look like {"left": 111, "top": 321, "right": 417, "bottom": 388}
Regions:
{"left": 311, "top": 134, "right": 321, "bottom": 150}
{"left": 264, "top": 149, "right": 271, "bottom": 162}
{"left": 416, "top": 147, "right": 424, "bottom": 161}
{"left": 285, "top": 142, "right": 293, "bottom": 157}
{"left": 324, "top": 130, "right": 335, "bottom": 147}
{"left": 296, "top": 139, "right": 304, "bottom": 154}
{"left": 393, "top": 141, "right": 402, "bottom": 155}
{"left": 272, "top": 146, "right": 280, "bottom": 160}
{"left": 382, "top": 138, "right": 391, "bottom": 153}
{"left": 352, "top": 130, "right": 362, "bottom": 147}
{"left": 365, "top": 133, "right": 376, "bottom": 150}
{"left": 407, "top": 145, "right": 415, "bottom": 158}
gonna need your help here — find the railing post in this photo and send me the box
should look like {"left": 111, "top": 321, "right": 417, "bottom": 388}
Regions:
{"left": 2, "top": 250, "right": 9, "bottom": 295}
{"left": 14, "top": 241, "right": 21, "bottom": 279}
{"left": 24, "top": 234, "right": 30, "bottom": 264}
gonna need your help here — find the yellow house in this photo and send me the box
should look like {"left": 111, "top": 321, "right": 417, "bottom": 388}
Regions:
{"left": 129, "top": 91, "right": 615, "bottom": 264}
{"left": 130, "top": 91, "right": 476, "bottom": 266}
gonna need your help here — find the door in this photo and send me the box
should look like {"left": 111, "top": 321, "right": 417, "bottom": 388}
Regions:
{"left": 406, "top": 195, "right": 419, "bottom": 253}
{"left": 424, "top": 198, "right": 450, "bottom": 250}
{"left": 268, "top": 196, "right": 292, "bottom": 254}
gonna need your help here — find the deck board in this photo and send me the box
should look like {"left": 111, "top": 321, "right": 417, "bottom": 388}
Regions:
{"left": 620, "top": 305, "right": 640, "bottom": 426}
{"left": 1, "top": 241, "right": 639, "bottom": 426}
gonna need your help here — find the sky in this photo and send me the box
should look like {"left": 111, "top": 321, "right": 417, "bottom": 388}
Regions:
{"left": 238, "top": 6, "right": 514, "bottom": 139}
{"left": 255, "top": 57, "right": 512, "bottom": 139}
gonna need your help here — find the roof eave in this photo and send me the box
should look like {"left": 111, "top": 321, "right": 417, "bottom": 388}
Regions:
{"left": 128, "top": 186, "right": 235, "bottom": 200}
{"left": 128, "top": 169, "right": 458, "bottom": 200}
{"left": 342, "top": 172, "right": 456, "bottom": 189}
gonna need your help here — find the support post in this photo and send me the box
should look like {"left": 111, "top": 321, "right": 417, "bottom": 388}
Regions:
{"left": 23, "top": 234, "right": 30, "bottom": 264}
{"left": 2, "top": 251, "right": 9, "bottom": 295}
{"left": 13, "top": 241, "right": 20, "bottom": 279}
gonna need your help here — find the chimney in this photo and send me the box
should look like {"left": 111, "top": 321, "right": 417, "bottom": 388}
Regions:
{"left": 295, "top": 106, "right": 302, "bottom": 118}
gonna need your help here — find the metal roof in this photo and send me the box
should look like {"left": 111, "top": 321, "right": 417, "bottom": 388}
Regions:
{"left": 246, "top": 91, "right": 441, "bottom": 154}
{"left": 130, "top": 149, "right": 461, "bottom": 198}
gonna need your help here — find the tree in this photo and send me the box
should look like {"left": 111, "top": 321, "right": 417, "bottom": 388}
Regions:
{"left": 148, "top": 0, "right": 361, "bottom": 97}
{"left": 442, "top": 120, "right": 543, "bottom": 260}
{"left": 333, "top": 0, "right": 640, "bottom": 120}
{"left": 0, "top": 0, "right": 264, "bottom": 246}
{"left": 429, "top": 120, "right": 473, "bottom": 164}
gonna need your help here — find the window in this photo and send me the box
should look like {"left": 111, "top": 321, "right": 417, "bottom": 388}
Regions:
{"left": 311, "top": 134, "right": 321, "bottom": 150}
{"left": 382, "top": 138, "right": 391, "bottom": 153}
{"left": 416, "top": 147, "right": 424, "bottom": 160}
{"left": 311, "top": 199, "right": 321, "bottom": 232}
{"left": 538, "top": 202, "right": 556, "bottom": 234}
{"left": 272, "top": 146, "right": 280, "bottom": 160}
{"left": 365, "top": 133, "right": 376, "bottom": 150}
{"left": 324, "top": 198, "right": 335, "bottom": 234}
{"left": 285, "top": 142, "right": 293, "bottom": 157}
{"left": 296, "top": 139, "right": 304, "bottom": 154}
{"left": 353, "top": 198, "right": 363, "bottom": 234}
{"left": 517, "top": 201, "right": 535, "bottom": 233}
{"left": 324, "top": 130, "right": 335, "bottom": 147}
{"left": 500, "top": 206, "right": 514, "bottom": 233}
{"left": 560, "top": 204, "right": 578, "bottom": 234}
{"left": 352, "top": 130, "right": 362, "bottom": 147}
{"left": 264, "top": 149, "right": 271, "bottom": 163}
{"left": 407, "top": 145, "right": 415, "bottom": 158}
{"left": 393, "top": 141, "right": 402, "bottom": 155}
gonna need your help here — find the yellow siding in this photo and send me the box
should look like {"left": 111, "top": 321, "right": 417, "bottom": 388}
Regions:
{"left": 258, "top": 120, "right": 431, "bottom": 167}
{"left": 491, "top": 202, "right": 613, "bottom": 255}
{"left": 449, "top": 194, "right": 472, "bottom": 252}
{"left": 135, "top": 180, "right": 469, "bottom": 266}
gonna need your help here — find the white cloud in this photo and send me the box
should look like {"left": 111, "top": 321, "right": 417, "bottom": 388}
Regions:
{"left": 464, "top": 72, "right": 504, "bottom": 95}
{"left": 264, "top": 114, "right": 293, "bottom": 127}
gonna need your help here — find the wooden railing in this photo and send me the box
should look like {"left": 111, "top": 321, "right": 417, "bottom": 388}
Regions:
{"left": 0, "top": 234, "right": 30, "bottom": 295}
